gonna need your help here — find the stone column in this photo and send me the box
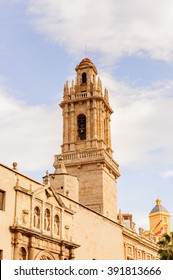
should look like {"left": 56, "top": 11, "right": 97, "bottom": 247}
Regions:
{"left": 41, "top": 201, "right": 44, "bottom": 234}
{"left": 63, "top": 104, "right": 69, "bottom": 152}
{"left": 30, "top": 195, "right": 34, "bottom": 229}
{"left": 14, "top": 187, "right": 18, "bottom": 225}
{"left": 70, "top": 248, "right": 75, "bottom": 260}
{"left": 28, "top": 237, "right": 35, "bottom": 260}
{"left": 108, "top": 114, "right": 111, "bottom": 149}
{"left": 98, "top": 101, "right": 101, "bottom": 140}
{"left": 124, "top": 242, "right": 127, "bottom": 260}
{"left": 87, "top": 70, "right": 90, "bottom": 94}
{"left": 70, "top": 103, "right": 75, "bottom": 151}
{"left": 134, "top": 246, "right": 137, "bottom": 260}
{"left": 86, "top": 100, "right": 91, "bottom": 148}
{"left": 51, "top": 205, "right": 54, "bottom": 237}
{"left": 100, "top": 103, "right": 104, "bottom": 143}
{"left": 60, "top": 245, "right": 66, "bottom": 260}
{"left": 105, "top": 110, "right": 109, "bottom": 147}
{"left": 92, "top": 99, "right": 97, "bottom": 139}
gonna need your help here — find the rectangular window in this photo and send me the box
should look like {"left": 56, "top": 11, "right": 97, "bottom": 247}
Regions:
{"left": 0, "top": 190, "right": 5, "bottom": 211}
{"left": 0, "top": 250, "right": 3, "bottom": 260}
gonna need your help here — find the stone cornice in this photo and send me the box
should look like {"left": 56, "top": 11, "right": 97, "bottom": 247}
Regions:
{"left": 10, "top": 225, "right": 80, "bottom": 249}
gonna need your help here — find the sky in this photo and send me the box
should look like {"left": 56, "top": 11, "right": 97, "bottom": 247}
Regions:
{"left": 1, "top": 0, "right": 173, "bottom": 230}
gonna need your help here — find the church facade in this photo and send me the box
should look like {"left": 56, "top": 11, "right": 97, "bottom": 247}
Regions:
{"left": 0, "top": 58, "right": 170, "bottom": 260}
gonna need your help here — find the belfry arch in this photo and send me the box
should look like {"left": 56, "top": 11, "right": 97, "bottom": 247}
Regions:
{"left": 77, "top": 114, "right": 86, "bottom": 140}
{"left": 82, "top": 72, "right": 87, "bottom": 84}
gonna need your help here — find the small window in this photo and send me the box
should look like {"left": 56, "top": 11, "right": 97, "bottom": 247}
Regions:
{"left": 0, "top": 190, "right": 5, "bottom": 211}
{"left": 0, "top": 250, "right": 3, "bottom": 260}
{"left": 82, "top": 72, "right": 87, "bottom": 84}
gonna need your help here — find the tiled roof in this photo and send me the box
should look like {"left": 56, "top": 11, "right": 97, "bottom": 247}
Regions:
{"left": 150, "top": 205, "right": 168, "bottom": 214}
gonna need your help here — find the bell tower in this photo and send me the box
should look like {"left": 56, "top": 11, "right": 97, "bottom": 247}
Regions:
{"left": 54, "top": 58, "right": 120, "bottom": 221}
{"left": 149, "top": 198, "right": 170, "bottom": 238}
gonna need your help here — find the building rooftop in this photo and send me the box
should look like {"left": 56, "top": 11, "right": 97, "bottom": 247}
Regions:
{"left": 79, "top": 57, "right": 92, "bottom": 64}
{"left": 150, "top": 198, "right": 169, "bottom": 214}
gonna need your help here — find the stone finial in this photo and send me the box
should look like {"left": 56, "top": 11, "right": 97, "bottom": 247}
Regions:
{"left": 97, "top": 77, "right": 102, "bottom": 95}
{"left": 130, "top": 221, "right": 136, "bottom": 231}
{"left": 156, "top": 198, "right": 161, "bottom": 206}
{"left": 148, "top": 232, "right": 154, "bottom": 241}
{"left": 104, "top": 87, "right": 109, "bottom": 103}
{"left": 43, "top": 170, "right": 50, "bottom": 185}
{"left": 64, "top": 81, "right": 69, "bottom": 98}
{"left": 53, "top": 154, "right": 68, "bottom": 174}
{"left": 12, "top": 162, "right": 18, "bottom": 171}
{"left": 70, "top": 79, "right": 75, "bottom": 95}
{"left": 93, "top": 75, "right": 96, "bottom": 90}
{"left": 118, "top": 208, "right": 123, "bottom": 224}
{"left": 139, "top": 227, "right": 144, "bottom": 235}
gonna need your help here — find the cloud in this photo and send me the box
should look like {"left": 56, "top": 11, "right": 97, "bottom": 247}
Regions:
{"left": 0, "top": 82, "right": 61, "bottom": 174}
{"left": 1, "top": 0, "right": 22, "bottom": 4}
{"left": 1, "top": 71, "right": 173, "bottom": 179}
{"left": 99, "top": 71, "right": 173, "bottom": 167}
{"left": 161, "top": 170, "right": 173, "bottom": 178}
{"left": 24, "top": 0, "right": 173, "bottom": 170}
{"left": 27, "top": 0, "right": 173, "bottom": 62}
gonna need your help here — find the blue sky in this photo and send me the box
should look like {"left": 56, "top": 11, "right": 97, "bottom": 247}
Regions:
{"left": 1, "top": 0, "right": 173, "bottom": 230}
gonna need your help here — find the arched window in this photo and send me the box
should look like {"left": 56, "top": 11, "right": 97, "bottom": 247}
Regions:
{"left": 44, "top": 208, "right": 50, "bottom": 231}
{"left": 34, "top": 206, "right": 40, "bottom": 228}
{"left": 77, "top": 114, "right": 86, "bottom": 140}
{"left": 19, "top": 247, "right": 27, "bottom": 260}
{"left": 54, "top": 214, "right": 60, "bottom": 235}
{"left": 82, "top": 72, "right": 87, "bottom": 84}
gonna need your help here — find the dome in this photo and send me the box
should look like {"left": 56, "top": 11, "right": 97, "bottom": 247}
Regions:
{"left": 75, "top": 57, "right": 98, "bottom": 74}
{"left": 79, "top": 57, "right": 92, "bottom": 64}
{"left": 150, "top": 198, "right": 168, "bottom": 214}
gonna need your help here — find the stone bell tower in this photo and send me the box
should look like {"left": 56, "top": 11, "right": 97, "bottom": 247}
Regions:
{"left": 149, "top": 198, "right": 170, "bottom": 236}
{"left": 54, "top": 58, "right": 120, "bottom": 221}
